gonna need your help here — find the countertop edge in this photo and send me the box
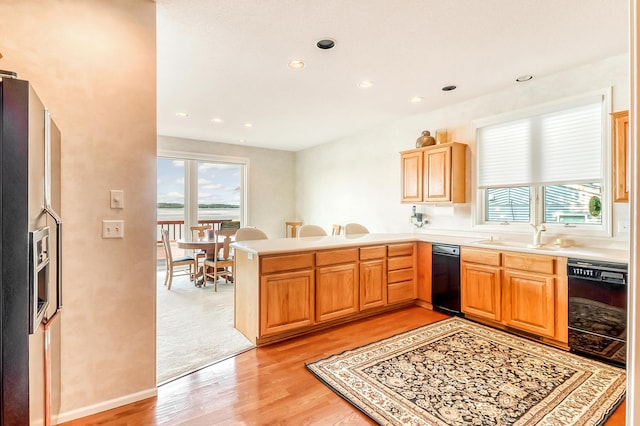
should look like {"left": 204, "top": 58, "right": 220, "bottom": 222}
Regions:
{"left": 231, "top": 233, "right": 628, "bottom": 263}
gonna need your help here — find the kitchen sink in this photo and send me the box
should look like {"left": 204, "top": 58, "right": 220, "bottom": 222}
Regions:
{"left": 473, "top": 239, "right": 560, "bottom": 251}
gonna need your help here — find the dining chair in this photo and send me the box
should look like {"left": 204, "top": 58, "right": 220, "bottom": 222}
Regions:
{"left": 331, "top": 224, "right": 342, "bottom": 236}
{"left": 344, "top": 223, "right": 369, "bottom": 235}
{"left": 297, "top": 224, "right": 327, "bottom": 237}
{"left": 161, "top": 229, "right": 196, "bottom": 290}
{"left": 190, "top": 224, "right": 212, "bottom": 267}
{"left": 203, "top": 226, "right": 239, "bottom": 291}
{"left": 285, "top": 221, "right": 303, "bottom": 238}
{"left": 235, "top": 227, "right": 268, "bottom": 241}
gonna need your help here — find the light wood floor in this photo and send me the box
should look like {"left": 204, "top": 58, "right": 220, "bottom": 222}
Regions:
{"left": 61, "top": 306, "right": 626, "bottom": 425}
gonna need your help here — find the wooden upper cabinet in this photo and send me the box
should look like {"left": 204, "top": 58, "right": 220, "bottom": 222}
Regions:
{"left": 400, "top": 150, "right": 423, "bottom": 202}
{"left": 612, "top": 110, "right": 629, "bottom": 202}
{"left": 400, "top": 142, "right": 466, "bottom": 204}
{"left": 424, "top": 145, "right": 451, "bottom": 202}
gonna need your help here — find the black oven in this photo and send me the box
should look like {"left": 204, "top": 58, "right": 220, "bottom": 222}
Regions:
{"left": 567, "top": 258, "right": 627, "bottom": 366}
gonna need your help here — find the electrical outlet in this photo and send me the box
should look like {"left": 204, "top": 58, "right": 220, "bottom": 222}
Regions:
{"left": 102, "top": 220, "right": 125, "bottom": 238}
{"left": 617, "top": 220, "right": 630, "bottom": 233}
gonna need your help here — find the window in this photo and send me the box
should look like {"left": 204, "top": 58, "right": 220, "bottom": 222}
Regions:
{"left": 157, "top": 151, "right": 247, "bottom": 240}
{"left": 475, "top": 90, "right": 610, "bottom": 234}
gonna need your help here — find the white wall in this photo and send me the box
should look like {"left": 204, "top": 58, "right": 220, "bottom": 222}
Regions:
{"left": 158, "top": 136, "right": 296, "bottom": 239}
{"left": 296, "top": 54, "right": 630, "bottom": 244}
{"left": 0, "top": 1, "right": 157, "bottom": 422}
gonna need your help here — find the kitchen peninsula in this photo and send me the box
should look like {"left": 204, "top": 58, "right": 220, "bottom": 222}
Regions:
{"left": 232, "top": 233, "right": 628, "bottom": 347}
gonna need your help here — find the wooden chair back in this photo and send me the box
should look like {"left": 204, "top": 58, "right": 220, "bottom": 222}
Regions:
{"left": 331, "top": 224, "right": 342, "bottom": 236}
{"left": 190, "top": 224, "right": 211, "bottom": 240}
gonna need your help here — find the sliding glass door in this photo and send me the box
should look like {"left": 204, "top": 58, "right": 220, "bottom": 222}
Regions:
{"left": 157, "top": 152, "right": 246, "bottom": 243}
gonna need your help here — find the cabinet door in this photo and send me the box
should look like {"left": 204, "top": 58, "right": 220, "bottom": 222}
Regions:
{"left": 316, "top": 264, "right": 359, "bottom": 322}
{"left": 424, "top": 146, "right": 451, "bottom": 202}
{"left": 360, "top": 259, "right": 387, "bottom": 310}
{"left": 401, "top": 150, "right": 423, "bottom": 202}
{"left": 461, "top": 262, "right": 501, "bottom": 321}
{"left": 503, "top": 270, "right": 555, "bottom": 338}
{"left": 260, "top": 270, "right": 314, "bottom": 336}
{"left": 416, "top": 242, "right": 432, "bottom": 303}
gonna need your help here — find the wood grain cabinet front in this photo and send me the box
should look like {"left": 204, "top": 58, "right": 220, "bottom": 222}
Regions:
{"left": 359, "top": 246, "right": 387, "bottom": 310}
{"left": 461, "top": 259, "right": 502, "bottom": 321}
{"left": 260, "top": 269, "right": 315, "bottom": 336}
{"left": 400, "top": 142, "right": 466, "bottom": 204}
{"left": 315, "top": 248, "right": 359, "bottom": 322}
{"left": 460, "top": 247, "right": 568, "bottom": 346}
{"left": 387, "top": 243, "right": 417, "bottom": 304}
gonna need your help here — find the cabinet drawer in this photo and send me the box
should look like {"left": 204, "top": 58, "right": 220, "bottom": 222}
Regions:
{"left": 503, "top": 252, "right": 555, "bottom": 275}
{"left": 388, "top": 243, "right": 414, "bottom": 257}
{"left": 316, "top": 248, "right": 358, "bottom": 267}
{"left": 388, "top": 255, "right": 414, "bottom": 271}
{"left": 261, "top": 252, "right": 314, "bottom": 274}
{"left": 461, "top": 247, "right": 501, "bottom": 266}
{"left": 388, "top": 281, "right": 414, "bottom": 303}
{"left": 360, "top": 245, "right": 386, "bottom": 260}
{"left": 388, "top": 268, "right": 414, "bottom": 284}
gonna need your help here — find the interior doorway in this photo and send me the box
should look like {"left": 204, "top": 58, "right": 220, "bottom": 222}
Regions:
{"left": 155, "top": 152, "right": 253, "bottom": 384}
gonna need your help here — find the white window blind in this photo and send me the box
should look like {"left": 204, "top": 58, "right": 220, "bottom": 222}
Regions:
{"left": 477, "top": 96, "right": 603, "bottom": 188}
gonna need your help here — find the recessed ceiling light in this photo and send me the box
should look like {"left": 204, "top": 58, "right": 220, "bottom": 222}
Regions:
{"left": 410, "top": 96, "right": 424, "bottom": 103}
{"left": 210, "top": 117, "right": 223, "bottom": 123}
{"left": 288, "top": 60, "right": 305, "bottom": 70}
{"left": 239, "top": 139, "right": 246, "bottom": 143}
{"left": 316, "top": 39, "right": 335, "bottom": 50}
{"left": 516, "top": 75, "right": 534, "bottom": 82}
{"left": 441, "top": 85, "right": 457, "bottom": 92}
{"left": 358, "top": 80, "right": 374, "bottom": 89}
{"left": 175, "top": 112, "right": 189, "bottom": 118}
{"left": 244, "top": 122, "right": 253, "bottom": 128}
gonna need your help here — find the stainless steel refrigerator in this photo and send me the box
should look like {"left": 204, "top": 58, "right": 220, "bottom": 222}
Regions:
{"left": 0, "top": 72, "right": 62, "bottom": 425}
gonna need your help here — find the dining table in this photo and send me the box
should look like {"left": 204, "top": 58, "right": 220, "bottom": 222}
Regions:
{"left": 176, "top": 229, "right": 237, "bottom": 286}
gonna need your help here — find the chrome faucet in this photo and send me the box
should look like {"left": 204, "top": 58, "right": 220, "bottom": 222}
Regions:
{"left": 530, "top": 223, "right": 546, "bottom": 247}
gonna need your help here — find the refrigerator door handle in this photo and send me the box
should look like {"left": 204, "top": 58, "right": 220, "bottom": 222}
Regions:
{"left": 43, "top": 206, "right": 62, "bottom": 311}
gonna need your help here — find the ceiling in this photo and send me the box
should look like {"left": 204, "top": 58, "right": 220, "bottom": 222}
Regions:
{"left": 156, "top": 0, "right": 628, "bottom": 152}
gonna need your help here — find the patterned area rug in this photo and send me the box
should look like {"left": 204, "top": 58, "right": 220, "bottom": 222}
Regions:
{"left": 306, "top": 317, "right": 625, "bottom": 425}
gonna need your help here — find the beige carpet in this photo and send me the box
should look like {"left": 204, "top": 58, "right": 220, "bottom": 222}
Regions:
{"left": 156, "top": 270, "right": 254, "bottom": 383}
{"left": 307, "top": 317, "right": 626, "bottom": 425}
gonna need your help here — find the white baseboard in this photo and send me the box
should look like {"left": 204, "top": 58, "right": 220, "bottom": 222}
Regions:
{"left": 53, "top": 387, "right": 157, "bottom": 424}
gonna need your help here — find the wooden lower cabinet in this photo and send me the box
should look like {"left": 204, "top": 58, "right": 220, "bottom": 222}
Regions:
{"left": 260, "top": 270, "right": 315, "bottom": 336}
{"left": 387, "top": 243, "right": 417, "bottom": 304}
{"left": 461, "top": 261, "right": 501, "bottom": 321}
{"left": 502, "top": 269, "right": 555, "bottom": 338}
{"left": 460, "top": 247, "right": 567, "bottom": 346}
{"left": 360, "top": 259, "right": 386, "bottom": 310}
{"left": 316, "top": 263, "right": 359, "bottom": 322}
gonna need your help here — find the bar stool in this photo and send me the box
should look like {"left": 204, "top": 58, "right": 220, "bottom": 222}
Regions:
{"left": 285, "top": 221, "right": 303, "bottom": 238}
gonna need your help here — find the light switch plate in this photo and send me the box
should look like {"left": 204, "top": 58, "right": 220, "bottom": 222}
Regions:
{"left": 102, "top": 220, "right": 125, "bottom": 238}
{"left": 110, "top": 190, "right": 124, "bottom": 209}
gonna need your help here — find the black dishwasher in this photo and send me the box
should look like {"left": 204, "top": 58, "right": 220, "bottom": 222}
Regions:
{"left": 431, "top": 244, "right": 461, "bottom": 316}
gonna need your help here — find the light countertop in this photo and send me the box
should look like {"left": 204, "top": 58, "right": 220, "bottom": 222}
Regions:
{"left": 232, "top": 233, "right": 629, "bottom": 263}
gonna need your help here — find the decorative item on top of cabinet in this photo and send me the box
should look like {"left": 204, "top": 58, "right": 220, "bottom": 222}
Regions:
{"left": 611, "top": 110, "right": 628, "bottom": 202}
{"left": 400, "top": 142, "right": 466, "bottom": 204}
{"left": 415, "top": 130, "right": 436, "bottom": 148}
